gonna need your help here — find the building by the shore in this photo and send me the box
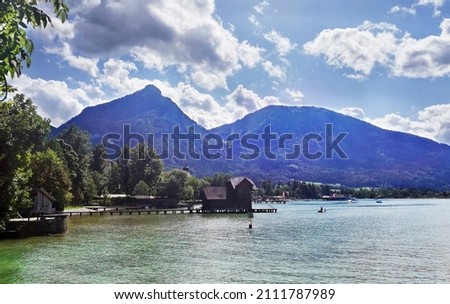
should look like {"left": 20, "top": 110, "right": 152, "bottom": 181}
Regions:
{"left": 32, "top": 187, "right": 56, "bottom": 214}
{"left": 200, "top": 177, "right": 255, "bottom": 211}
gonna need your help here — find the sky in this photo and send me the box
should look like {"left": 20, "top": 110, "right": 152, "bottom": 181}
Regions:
{"left": 9, "top": 0, "right": 450, "bottom": 144}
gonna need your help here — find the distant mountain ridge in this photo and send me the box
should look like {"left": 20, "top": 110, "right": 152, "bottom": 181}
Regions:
{"left": 210, "top": 105, "right": 450, "bottom": 189}
{"left": 55, "top": 85, "right": 450, "bottom": 189}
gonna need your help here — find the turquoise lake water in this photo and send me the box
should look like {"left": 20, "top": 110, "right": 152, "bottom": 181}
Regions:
{"left": 1, "top": 199, "right": 450, "bottom": 284}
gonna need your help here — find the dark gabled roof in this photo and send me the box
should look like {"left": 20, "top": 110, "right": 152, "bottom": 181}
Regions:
{"left": 201, "top": 186, "right": 227, "bottom": 200}
{"left": 228, "top": 177, "right": 256, "bottom": 189}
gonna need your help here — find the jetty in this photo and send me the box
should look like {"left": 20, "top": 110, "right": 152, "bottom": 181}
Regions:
{"left": 0, "top": 214, "right": 67, "bottom": 239}
{"left": 61, "top": 206, "right": 277, "bottom": 217}
{"left": 253, "top": 196, "right": 287, "bottom": 204}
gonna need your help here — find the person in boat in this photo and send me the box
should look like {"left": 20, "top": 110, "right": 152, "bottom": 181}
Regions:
{"left": 319, "top": 207, "right": 326, "bottom": 213}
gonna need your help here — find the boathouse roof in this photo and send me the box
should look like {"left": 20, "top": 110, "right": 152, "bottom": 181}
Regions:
{"left": 228, "top": 177, "right": 256, "bottom": 189}
{"left": 201, "top": 186, "right": 227, "bottom": 200}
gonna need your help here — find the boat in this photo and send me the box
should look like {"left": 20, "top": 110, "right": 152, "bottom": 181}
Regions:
{"left": 376, "top": 199, "right": 382, "bottom": 203}
{"left": 322, "top": 189, "right": 354, "bottom": 201}
{"left": 322, "top": 195, "right": 353, "bottom": 201}
{"left": 318, "top": 207, "right": 326, "bottom": 213}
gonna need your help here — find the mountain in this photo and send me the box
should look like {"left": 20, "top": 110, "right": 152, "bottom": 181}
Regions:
{"left": 209, "top": 106, "right": 450, "bottom": 189}
{"left": 56, "top": 86, "right": 450, "bottom": 189}
{"left": 55, "top": 85, "right": 207, "bottom": 169}
{"left": 57, "top": 85, "right": 205, "bottom": 142}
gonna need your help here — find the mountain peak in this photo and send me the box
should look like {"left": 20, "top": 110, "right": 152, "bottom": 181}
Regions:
{"left": 56, "top": 84, "right": 204, "bottom": 142}
{"left": 135, "top": 84, "right": 162, "bottom": 97}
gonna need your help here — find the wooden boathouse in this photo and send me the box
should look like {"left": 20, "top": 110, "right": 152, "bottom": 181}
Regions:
{"left": 200, "top": 177, "right": 256, "bottom": 212}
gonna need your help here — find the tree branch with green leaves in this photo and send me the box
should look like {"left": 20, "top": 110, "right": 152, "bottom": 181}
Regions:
{"left": 0, "top": 0, "right": 69, "bottom": 100}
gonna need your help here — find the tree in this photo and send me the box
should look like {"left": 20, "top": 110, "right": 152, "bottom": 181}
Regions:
{"left": 157, "top": 169, "right": 209, "bottom": 200}
{"left": 107, "top": 161, "right": 124, "bottom": 194}
{"left": 105, "top": 144, "right": 163, "bottom": 195}
{"left": 29, "top": 149, "right": 72, "bottom": 210}
{"left": 207, "top": 172, "right": 232, "bottom": 186}
{"left": 133, "top": 180, "right": 151, "bottom": 196}
{"left": 90, "top": 144, "right": 108, "bottom": 197}
{"left": 260, "top": 180, "right": 273, "bottom": 196}
{"left": 120, "top": 145, "right": 131, "bottom": 195}
{"left": 158, "top": 169, "right": 190, "bottom": 200}
{"left": 90, "top": 144, "right": 106, "bottom": 173}
{"left": 1, "top": 0, "right": 69, "bottom": 100}
{"left": 91, "top": 170, "right": 108, "bottom": 197}
{"left": 127, "top": 143, "right": 163, "bottom": 195}
{"left": 186, "top": 175, "right": 209, "bottom": 199}
{"left": 0, "top": 94, "right": 50, "bottom": 227}
{"left": 82, "top": 170, "right": 97, "bottom": 203}
{"left": 58, "top": 124, "right": 92, "bottom": 203}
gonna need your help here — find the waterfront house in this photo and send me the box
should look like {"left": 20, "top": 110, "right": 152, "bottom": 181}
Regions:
{"left": 32, "top": 188, "right": 56, "bottom": 214}
{"left": 201, "top": 177, "right": 255, "bottom": 211}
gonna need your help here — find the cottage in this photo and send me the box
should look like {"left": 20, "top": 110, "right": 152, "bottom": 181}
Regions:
{"left": 32, "top": 188, "right": 56, "bottom": 214}
{"left": 201, "top": 177, "right": 255, "bottom": 211}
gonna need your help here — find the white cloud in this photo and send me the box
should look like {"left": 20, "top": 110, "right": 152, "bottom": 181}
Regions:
{"left": 45, "top": 42, "right": 99, "bottom": 77}
{"left": 238, "top": 41, "right": 265, "bottom": 68}
{"left": 417, "top": 0, "right": 445, "bottom": 17}
{"left": 99, "top": 58, "right": 150, "bottom": 95}
{"left": 285, "top": 89, "right": 304, "bottom": 104}
{"left": 190, "top": 70, "right": 229, "bottom": 91}
{"left": 389, "top": 0, "right": 445, "bottom": 17}
{"left": 303, "top": 21, "right": 399, "bottom": 79}
{"left": 10, "top": 75, "right": 97, "bottom": 126}
{"left": 264, "top": 29, "right": 297, "bottom": 57}
{"left": 30, "top": 8, "right": 75, "bottom": 42}
{"left": 393, "top": 19, "right": 450, "bottom": 78}
{"left": 262, "top": 61, "right": 286, "bottom": 79}
{"left": 339, "top": 104, "right": 450, "bottom": 144}
{"left": 254, "top": 0, "right": 270, "bottom": 14}
{"left": 304, "top": 19, "right": 450, "bottom": 79}
{"left": 153, "top": 82, "right": 304, "bottom": 129}
{"left": 225, "top": 85, "right": 280, "bottom": 120}
{"left": 69, "top": 0, "right": 102, "bottom": 13}
{"left": 339, "top": 107, "right": 366, "bottom": 120}
{"left": 248, "top": 14, "right": 261, "bottom": 28}
{"left": 368, "top": 104, "right": 450, "bottom": 144}
{"left": 68, "top": 0, "right": 263, "bottom": 91}
{"left": 388, "top": 5, "right": 416, "bottom": 15}
{"left": 152, "top": 81, "right": 228, "bottom": 129}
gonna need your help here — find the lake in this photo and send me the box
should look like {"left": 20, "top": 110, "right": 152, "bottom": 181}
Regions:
{"left": 1, "top": 199, "right": 449, "bottom": 284}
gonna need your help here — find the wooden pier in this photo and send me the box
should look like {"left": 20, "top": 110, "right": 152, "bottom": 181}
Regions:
{"left": 58, "top": 207, "right": 277, "bottom": 217}
{"left": 253, "top": 196, "right": 287, "bottom": 204}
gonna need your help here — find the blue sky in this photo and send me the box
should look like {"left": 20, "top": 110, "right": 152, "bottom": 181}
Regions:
{"left": 10, "top": 0, "right": 450, "bottom": 144}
